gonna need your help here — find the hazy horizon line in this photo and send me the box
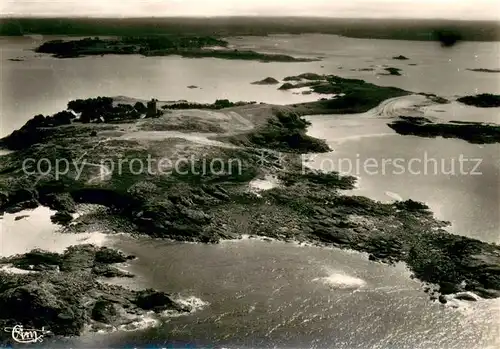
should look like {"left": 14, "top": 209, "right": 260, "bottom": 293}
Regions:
{"left": 1, "top": 15, "right": 499, "bottom": 22}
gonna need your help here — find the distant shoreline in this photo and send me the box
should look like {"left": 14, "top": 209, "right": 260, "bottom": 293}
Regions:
{"left": 1, "top": 17, "right": 499, "bottom": 42}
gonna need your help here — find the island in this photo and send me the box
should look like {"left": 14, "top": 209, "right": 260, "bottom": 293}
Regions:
{"left": 251, "top": 77, "right": 280, "bottom": 85}
{"left": 392, "top": 55, "right": 409, "bottom": 60}
{"left": 382, "top": 67, "right": 403, "bottom": 76}
{"left": 35, "top": 36, "right": 319, "bottom": 63}
{"left": 277, "top": 74, "right": 410, "bottom": 114}
{"left": 467, "top": 68, "right": 500, "bottom": 73}
{"left": 457, "top": 93, "right": 500, "bottom": 108}
{"left": 284, "top": 73, "right": 325, "bottom": 81}
{"left": 387, "top": 116, "right": 500, "bottom": 144}
{"left": 1, "top": 77, "right": 499, "bottom": 338}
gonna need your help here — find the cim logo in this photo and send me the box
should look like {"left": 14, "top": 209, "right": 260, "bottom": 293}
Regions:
{"left": 4, "top": 324, "right": 51, "bottom": 344}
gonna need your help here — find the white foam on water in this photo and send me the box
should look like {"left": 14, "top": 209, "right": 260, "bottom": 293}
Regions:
{"left": 89, "top": 296, "right": 209, "bottom": 335}
{"left": 161, "top": 296, "right": 210, "bottom": 317}
{"left": 435, "top": 292, "right": 495, "bottom": 314}
{"left": 89, "top": 312, "right": 161, "bottom": 334}
{"left": 313, "top": 271, "right": 367, "bottom": 290}
{"left": 118, "top": 312, "right": 160, "bottom": 332}
{"left": 175, "top": 295, "right": 210, "bottom": 312}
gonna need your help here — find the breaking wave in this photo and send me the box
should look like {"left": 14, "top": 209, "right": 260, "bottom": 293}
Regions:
{"left": 313, "top": 271, "right": 367, "bottom": 290}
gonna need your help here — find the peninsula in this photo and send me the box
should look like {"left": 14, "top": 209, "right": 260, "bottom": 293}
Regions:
{"left": 1, "top": 76, "right": 500, "bottom": 338}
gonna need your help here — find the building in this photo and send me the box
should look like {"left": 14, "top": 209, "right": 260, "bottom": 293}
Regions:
{"left": 146, "top": 98, "right": 158, "bottom": 118}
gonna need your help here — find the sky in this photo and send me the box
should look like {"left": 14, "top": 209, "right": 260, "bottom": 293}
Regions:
{"left": 1, "top": 0, "right": 499, "bottom": 20}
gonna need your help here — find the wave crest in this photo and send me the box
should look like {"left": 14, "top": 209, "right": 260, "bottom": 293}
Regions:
{"left": 313, "top": 272, "right": 366, "bottom": 290}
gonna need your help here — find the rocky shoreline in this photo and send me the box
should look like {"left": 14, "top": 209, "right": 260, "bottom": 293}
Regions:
{"left": 0, "top": 245, "right": 199, "bottom": 342}
{"left": 1, "top": 76, "right": 500, "bottom": 339}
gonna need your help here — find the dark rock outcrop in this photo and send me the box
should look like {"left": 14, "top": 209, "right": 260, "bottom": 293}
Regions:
{"left": 383, "top": 67, "right": 402, "bottom": 76}
{"left": 50, "top": 211, "right": 73, "bottom": 225}
{"left": 467, "top": 68, "right": 500, "bottom": 73}
{"left": 457, "top": 94, "right": 500, "bottom": 108}
{"left": 134, "top": 289, "right": 189, "bottom": 312}
{"left": 388, "top": 116, "right": 500, "bottom": 144}
{"left": 251, "top": 77, "right": 280, "bottom": 85}
{"left": 454, "top": 293, "right": 478, "bottom": 302}
{"left": 278, "top": 82, "right": 295, "bottom": 90}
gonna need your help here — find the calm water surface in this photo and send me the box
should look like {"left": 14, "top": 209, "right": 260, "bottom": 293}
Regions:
{"left": 305, "top": 111, "right": 500, "bottom": 243}
{"left": 2, "top": 34, "right": 500, "bottom": 135}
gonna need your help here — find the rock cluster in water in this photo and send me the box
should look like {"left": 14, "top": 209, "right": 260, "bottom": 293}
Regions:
{"left": 251, "top": 77, "right": 280, "bottom": 85}
{"left": 0, "top": 245, "right": 193, "bottom": 341}
{"left": 388, "top": 116, "right": 500, "bottom": 144}
{"left": 392, "top": 55, "right": 409, "bottom": 60}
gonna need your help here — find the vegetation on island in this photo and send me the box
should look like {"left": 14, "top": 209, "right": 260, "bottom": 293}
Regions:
{"left": 457, "top": 94, "right": 500, "bottom": 108}
{"left": 224, "top": 109, "right": 331, "bottom": 153}
{"left": 279, "top": 74, "right": 410, "bottom": 114}
{"left": 0, "top": 97, "right": 160, "bottom": 150}
{"left": 283, "top": 76, "right": 303, "bottom": 82}
{"left": 392, "top": 55, "right": 409, "bottom": 60}
{"left": 35, "top": 36, "right": 317, "bottom": 62}
{"left": 388, "top": 116, "right": 500, "bottom": 144}
{"left": 161, "top": 99, "right": 257, "bottom": 110}
{"left": 36, "top": 36, "right": 227, "bottom": 57}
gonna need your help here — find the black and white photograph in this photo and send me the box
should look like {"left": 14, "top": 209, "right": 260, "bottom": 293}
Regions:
{"left": 0, "top": 1, "right": 499, "bottom": 348}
